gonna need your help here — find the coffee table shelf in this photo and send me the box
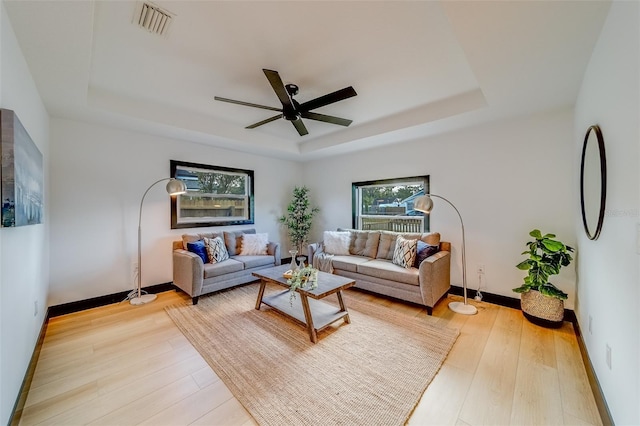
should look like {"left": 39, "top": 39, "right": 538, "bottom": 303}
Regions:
{"left": 262, "top": 289, "right": 349, "bottom": 331}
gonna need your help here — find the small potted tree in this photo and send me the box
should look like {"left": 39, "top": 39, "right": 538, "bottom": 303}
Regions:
{"left": 513, "top": 229, "right": 574, "bottom": 328}
{"left": 279, "top": 187, "right": 320, "bottom": 264}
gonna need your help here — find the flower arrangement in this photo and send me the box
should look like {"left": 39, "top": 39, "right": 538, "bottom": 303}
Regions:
{"left": 286, "top": 265, "right": 318, "bottom": 304}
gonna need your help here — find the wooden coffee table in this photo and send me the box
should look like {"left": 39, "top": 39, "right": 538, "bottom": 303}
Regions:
{"left": 253, "top": 264, "right": 355, "bottom": 343}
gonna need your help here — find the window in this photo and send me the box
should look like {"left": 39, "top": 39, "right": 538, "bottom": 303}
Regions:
{"left": 352, "top": 176, "right": 429, "bottom": 232}
{"left": 170, "top": 160, "right": 254, "bottom": 229}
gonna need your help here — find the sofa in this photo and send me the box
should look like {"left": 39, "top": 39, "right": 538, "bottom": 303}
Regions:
{"left": 308, "top": 229, "right": 450, "bottom": 315}
{"left": 172, "top": 228, "right": 281, "bottom": 304}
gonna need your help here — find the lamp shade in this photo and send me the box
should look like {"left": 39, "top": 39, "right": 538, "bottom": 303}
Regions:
{"left": 166, "top": 178, "right": 187, "bottom": 196}
{"left": 413, "top": 195, "right": 434, "bottom": 213}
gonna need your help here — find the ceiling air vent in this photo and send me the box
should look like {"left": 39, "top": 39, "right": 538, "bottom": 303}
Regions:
{"left": 135, "top": 2, "right": 173, "bottom": 36}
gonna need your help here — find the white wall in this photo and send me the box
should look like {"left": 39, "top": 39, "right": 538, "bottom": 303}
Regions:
{"left": 49, "top": 118, "right": 301, "bottom": 305}
{"left": 0, "top": 3, "right": 50, "bottom": 424}
{"left": 304, "top": 108, "right": 576, "bottom": 305}
{"left": 574, "top": 1, "right": 639, "bottom": 424}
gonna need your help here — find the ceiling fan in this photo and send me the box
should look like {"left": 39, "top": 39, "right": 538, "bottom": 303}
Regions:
{"left": 215, "top": 69, "right": 357, "bottom": 136}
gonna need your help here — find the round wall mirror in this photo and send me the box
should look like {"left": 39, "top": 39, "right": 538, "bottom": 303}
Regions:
{"left": 580, "top": 125, "right": 606, "bottom": 240}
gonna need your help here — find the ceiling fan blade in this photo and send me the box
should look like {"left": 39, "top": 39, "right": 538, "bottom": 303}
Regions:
{"left": 214, "top": 96, "right": 282, "bottom": 112}
{"left": 292, "top": 118, "right": 308, "bottom": 136}
{"left": 245, "top": 114, "right": 282, "bottom": 129}
{"left": 300, "top": 111, "right": 352, "bottom": 127}
{"left": 299, "top": 86, "right": 357, "bottom": 112}
{"left": 262, "top": 69, "right": 294, "bottom": 109}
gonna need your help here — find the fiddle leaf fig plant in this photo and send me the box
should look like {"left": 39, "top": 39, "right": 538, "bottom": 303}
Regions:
{"left": 513, "top": 229, "right": 574, "bottom": 300}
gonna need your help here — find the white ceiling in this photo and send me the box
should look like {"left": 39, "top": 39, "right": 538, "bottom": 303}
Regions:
{"left": 5, "top": 0, "right": 611, "bottom": 161}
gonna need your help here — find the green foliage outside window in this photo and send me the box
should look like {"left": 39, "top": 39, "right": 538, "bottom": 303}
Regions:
{"left": 196, "top": 172, "right": 245, "bottom": 194}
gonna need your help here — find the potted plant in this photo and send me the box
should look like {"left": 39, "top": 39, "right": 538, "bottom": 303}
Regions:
{"left": 279, "top": 186, "right": 320, "bottom": 260}
{"left": 513, "top": 229, "right": 574, "bottom": 328}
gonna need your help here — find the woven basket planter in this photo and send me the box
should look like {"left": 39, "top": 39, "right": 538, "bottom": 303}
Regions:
{"left": 521, "top": 289, "right": 564, "bottom": 328}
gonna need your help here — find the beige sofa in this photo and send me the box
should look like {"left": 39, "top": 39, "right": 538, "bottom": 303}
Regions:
{"left": 308, "top": 229, "right": 450, "bottom": 315}
{"left": 172, "top": 228, "right": 280, "bottom": 304}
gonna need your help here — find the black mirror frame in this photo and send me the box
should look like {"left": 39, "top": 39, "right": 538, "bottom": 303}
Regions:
{"left": 580, "top": 125, "right": 607, "bottom": 240}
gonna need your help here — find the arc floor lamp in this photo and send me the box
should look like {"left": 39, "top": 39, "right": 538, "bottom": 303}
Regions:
{"left": 414, "top": 194, "right": 477, "bottom": 315}
{"left": 127, "top": 177, "right": 187, "bottom": 306}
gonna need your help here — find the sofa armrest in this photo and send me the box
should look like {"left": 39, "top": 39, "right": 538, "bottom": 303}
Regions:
{"left": 308, "top": 242, "right": 322, "bottom": 264}
{"left": 172, "top": 249, "right": 204, "bottom": 298}
{"left": 418, "top": 250, "right": 451, "bottom": 308}
{"left": 267, "top": 242, "right": 281, "bottom": 265}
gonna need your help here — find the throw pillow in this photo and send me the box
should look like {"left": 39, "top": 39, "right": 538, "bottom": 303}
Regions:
{"left": 392, "top": 235, "right": 418, "bottom": 269}
{"left": 224, "top": 229, "right": 256, "bottom": 256}
{"left": 323, "top": 231, "right": 351, "bottom": 255}
{"left": 240, "top": 233, "right": 269, "bottom": 255}
{"left": 204, "top": 236, "right": 229, "bottom": 263}
{"left": 186, "top": 240, "right": 209, "bottom": 264}
{"left": 413, "top": 240, "right": 440, "bottom": 267}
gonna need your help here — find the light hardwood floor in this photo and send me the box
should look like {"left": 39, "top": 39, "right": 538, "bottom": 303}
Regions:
{"left": 16, "top": 286, "right": 602, "bottom": 425}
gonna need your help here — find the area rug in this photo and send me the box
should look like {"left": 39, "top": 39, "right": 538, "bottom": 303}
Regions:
{"left": 165, "top": 284, "right": 459, "bottom": 426}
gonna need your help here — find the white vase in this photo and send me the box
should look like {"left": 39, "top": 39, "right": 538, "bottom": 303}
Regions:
{"left": 289, "top": 250, "right": 299, "bottom": 271}
{"left": 297, "top": 256, "right": 306, "bottom": 269}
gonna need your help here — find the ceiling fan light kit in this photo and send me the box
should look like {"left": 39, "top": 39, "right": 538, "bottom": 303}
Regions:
{"left": 215, "top": 69, "right": 357, "bottom": 136}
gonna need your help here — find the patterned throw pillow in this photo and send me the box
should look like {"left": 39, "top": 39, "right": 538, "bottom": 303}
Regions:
{"left": 392, "top": 236, "right": 418, "bottom": 269}
{"left": 240, "top": 233, "right": 269, "bottom": 255}
{"left": 204, "top": 236, "right": 229, "bottom": 264}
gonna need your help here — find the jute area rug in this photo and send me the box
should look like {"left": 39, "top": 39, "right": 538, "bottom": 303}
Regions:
{"left": 165, "top": 283, "right": 459, "bottom": 426}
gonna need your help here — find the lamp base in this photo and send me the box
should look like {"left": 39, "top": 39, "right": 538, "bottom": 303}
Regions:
{"left": 130, "top": 293, "right": 157, "bottom": 306}
{"left": 448, "top": 301, "right": 478, "bottom": 315}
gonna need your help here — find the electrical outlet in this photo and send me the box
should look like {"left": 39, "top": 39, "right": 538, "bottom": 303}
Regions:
{"left": 477, "top": 264, "right": 485, "bottom": 274}
{"left": 588, "top": 315, "right": 593, "bottom": 334}
{"left": 34, "top": 300, "right": 38, "bottom": 317}
{"left": 606, "top": 344, "right": 612, "bottom": 370}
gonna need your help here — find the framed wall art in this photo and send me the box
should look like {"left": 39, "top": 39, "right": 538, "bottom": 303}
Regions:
{"left": 170, "top": 160, "right": 254, "bottom": 229}
{"left": 1, "top": 109, "right": 43, "bottom": 227}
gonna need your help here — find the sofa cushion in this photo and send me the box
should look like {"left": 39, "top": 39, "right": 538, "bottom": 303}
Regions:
{"left": 186, "top": 240, "right": 209, "bottom": 263}
{"left": 240, "top": 233, "right": 268, "bottom": 255}
{"left": 204, "top": 236, "right": 229, "bottom": 263}
{"left": 392, "top": 236, "right": 417, "bottom": 268}
{"left": 376, "top": 231, "right": 398, "bottom": 260}
{"left": 349, "top": 230, "right": 380, "bottom": 258}
{"left": 233, "top": 254, "right": 275, "bottom": 269}
{"left": 331, "top": 255, "right": 371, "bottom": 273}
{"left": 224, "top": 229, "right": 256, "bottom": 256}
{"left": 357, "top": 259, "right": 420, "bottom": 286}
{"left": 203, "top": 258, "right": 244, "bottom": 278}
{"left": 323, "top": 231, "right": 351, "bottom": 255}
{"left": 416, "top": 232, "right": 441, "bottom": 246}
{"left": 414, "top": 241, "right": 440, "bottom": 267}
